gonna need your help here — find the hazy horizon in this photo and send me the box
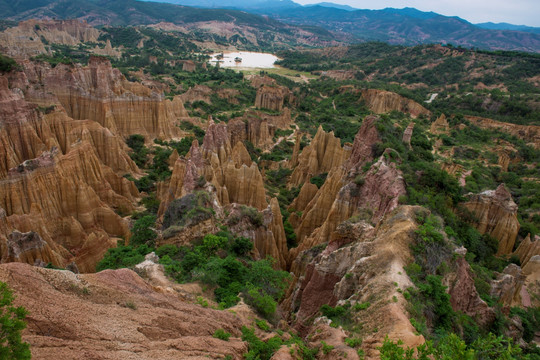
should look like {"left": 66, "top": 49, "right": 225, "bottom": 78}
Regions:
{"left": 295, "top": 0, "right": 540, "bottom": 27}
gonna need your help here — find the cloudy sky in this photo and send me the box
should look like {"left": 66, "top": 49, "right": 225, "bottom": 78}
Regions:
{"left": 295, "top": 0, "right": 540, "bottom": 27}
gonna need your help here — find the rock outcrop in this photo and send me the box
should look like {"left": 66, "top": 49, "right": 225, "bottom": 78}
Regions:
{"left": 0, "top": 143, "right": 137, "bottom": 272}
{"left": 289, "top": 126, "right": 349, "bottom": 187}
{"left": 284, "top": 206, "right": 425, "bottom": 358}
{"left": 430, "top": 114, "right": 450, "bottom": 135}
{"left": 228, "top": 109, "right": 293, "bottom": 151}
{"left": 290, "top": 116, "right": 405, "bottom": 258}
{"left": 226, "top": 199, "right": 289, "bottom": 269}
{"left": 292, "top": 148, "right": 406, "bottom": 257}
{"left": 346, "top": 115, "right": 380, "bottom": 174}
{"left": 0, "top": 19, "right": 100, "bottom": 58}
{"left": 42, "top": 56, "right": 183, "bottom": 140}
{"left": 465, "top": 116, "right": 540, "bottom": 149}
{"left": 447, "top": 252, "right": 495, "bottom": 326}
{"left": 490, "top": 264, "right": 533, "bottom": 308}
{"left": 158, "top": 120, "right": 268, "bottom": 218}
{"left": 0, "top": 262, "right": 249, "bottom": 359}
{"left": 515, "top": 234, "right": 540, "bottom": 267}
{"left": 402, "top": 122, "right": 414, "bottom": 148}
{"left": 464, "top": 184, "right": 520, "bottom": 255}
{"left": 360, "top": 89, "right": 431, "bottom": 118}
{"left": 0, "top": 71, "right": 140, "bottom": 272}
{"left": 255, "top": 85, "right": 291, "bottom": 112}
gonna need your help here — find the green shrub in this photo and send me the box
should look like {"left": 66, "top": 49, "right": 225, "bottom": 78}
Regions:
{"left": 0, "top": 282, "right": 31, "bottom": 359}
{"left": 230, "top": 236, "right": 253, "bottom": 256}
{"left": 244, "top": 286, "right": 277, "bottom": 318}
{"left": 255, "top": 319, "right": 271, "bottom": 331}
{"left": 162, "top": 192, "right": 214, "bottom": 229}
{"left": 353, "top": 302, "right": 370, "bottom": 311}
{"left": 126, "top": 134, "right": 148, "bottom": 167}
{"left": 0, "top": 54, "right": 18, "bottom": 73}
{"left": 321, "top": 341, "right": 334, "bottom": 355}
{"left": 240, "top": 206, "right": 263, "bottom": 227}
{"left": 344, "top": 337, "right": 362, "bottom": 348}
{"left": 96, "top": 244, "right": 153, "bottom": 271}
{"left": 241, "top": 326, "right": 283, "bottom": 360}
{"left": 130, "top": 215, "right": 157, "bottom": 247}
{"left": 213, "top": 328, "right": 231, "bottom": 341}
{"left": 310, "top": 173, "right": 328, "bottom": 188}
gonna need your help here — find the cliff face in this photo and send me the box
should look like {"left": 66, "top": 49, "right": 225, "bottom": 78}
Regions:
{"left": 430, "top": 114, "right": 450, "bottom": 135}
{"left": 284, "top": 206, "right": 425, "bottom": 358}
{"left": 0, "top": 144, "right": 137, "bottom": 272}
{"left": 446, "top": 253, "right": 495, "bottom": 326}
{"left": 289, "top": 126, "right": 350, "bottom": 187}
{"left": 292, "top": 149, "right": 406, "bottom": 259}
{"left": 160, "top": 120, "right": 268, "bottom": 215}
{"left": 255, "top": 85, "right": 291, "bottom": 112}
{"left": 360, "top": 89, "right": 431, "bottom": 118}
{"left": 465, "top": 115, "right": 540, "bottom": 149}
{"left": 42, "top": 56, "right": 183, "bottom": 140}
{"left": 225, "top": 199, "right": 289, "bottom": 269}
{"left": 490, "top": 262, "right": 540, "bottom": 308}
{"left": 156, "top": 116, "right": 294, "bottom": 268}
{"left": 0, "top": 262, "right": 249, "bottom": 359}
{"left": 0, "top": 19, "right": 100, "bottom": 58}
{"left": 464, "top": 184, "right": 520, "bottom": 255}
{"left": 515, "top": 234, "right": 540, "bottom": 268}
{"left": 290, "top": 116, "right": 405, "bottom": 259}
{"left": 346, "top": 115, "right": 380, "bottom": 174}
{"left": 228, "top": 109, "right": 293, "bottom": 151}
{"left": 0, "top": 68, "right": 140, "bottom": 272}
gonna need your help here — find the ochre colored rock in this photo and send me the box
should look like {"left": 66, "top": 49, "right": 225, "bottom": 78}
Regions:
{"left": 346, "top": 115, "right": 380, "bottom": 174}
{"left": 360, "top": 89, "right": 431, "bottom": 118}
{"left": 4, "top": 230, "right": 64, "bottom": 267}
{"left": 464, "top": 184, "right": 520, "bottom": 255}
{"left": 158, "top": 121, "right": 269, "bottom": 217}
{"left": 465, "top": 115, "right": 540, "bottom": 149}
{"left": 179, "top": 84, "right": 212, "bottom": 104}
{"left": 290, "top": 126, "right": 349, "bottom": 187}
{"left": 285, "top": 206, "right": 425, "bottom": 358}
{"left": 182, "top": 60, "right": 196, "bottom": 72}
{"left": 293, "top": 149, "right": 406, "bottom": 258}
{"left": 0, "top": 144, "right": 137, "bottom": 272}
{"left": 402, "top": 122, "right": 414, "bottom": 148}
{"left": 0, "top": 19, "right": 99, "bottom": 58}
{"left": 255, "top": 198, "right": 289, "bottom": 269}
{"left": 0, "top": 262, "right": 249, "bottom": 359}
{"left": 289, "top": 131, "right": 302, "bottom": 169}
{"left": 43, "top": 56, "right": 183, "bottom": 140}
{"left": 430, "top": 114, "right": 449, "bottom": 135}
{"left": 490, "top": 264, "right": 535, "bottom": 308}
{"left": 255, "top": 85, "right": 290, "bottom": 112}
{"left": 226, "top": 199, "right": 289, "bottom": 269}
{"left": 447, "top": 254, "right": 495, "bottom": 326}
{"left": 291, "top": 167, "right": 347, "bottom": 251}
{"left": 0, "top": 71, "right": 141, "bottom": 271}
{"left": 288, "top": 182, "right": 319, "bottom": 213}
{"left": 228, "top": 109, "right": 293, "bottom": 151}
{"left": 515, "top": 234, "right": 540, "bottom": 267}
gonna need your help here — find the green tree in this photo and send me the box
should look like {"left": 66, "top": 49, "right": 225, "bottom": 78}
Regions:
{"left": 0, "top": 282, "right": 31, "bottom": 359}
{"left": 130, "top": 215, "right": 157, "bottom": 247}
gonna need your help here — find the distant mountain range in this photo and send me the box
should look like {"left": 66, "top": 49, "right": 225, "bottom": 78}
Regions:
{"left": 1, "top": 0, "right": 540, "bottom": 52}
{"left": 143, "top": 0, "right": 540, "bottom": 52}
{"left": 476, "top": 22, "right": 540, "bottom": 35}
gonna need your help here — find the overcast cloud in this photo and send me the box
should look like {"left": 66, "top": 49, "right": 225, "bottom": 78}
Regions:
{"left": 295, "top": 0, "right": 540, "bottom": 27}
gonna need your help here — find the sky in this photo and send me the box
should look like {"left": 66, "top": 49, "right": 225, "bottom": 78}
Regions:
{"left": 294, "top": 0, "right": 540, "bottom": 27}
